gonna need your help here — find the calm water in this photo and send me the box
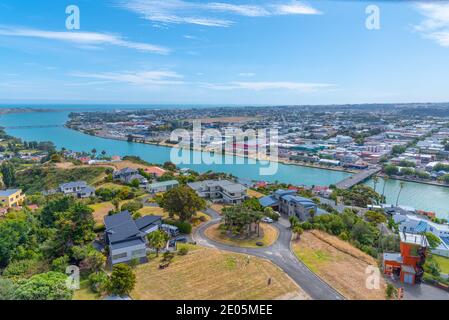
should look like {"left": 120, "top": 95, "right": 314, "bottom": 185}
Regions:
{"left": 0, "top": 110, "right": 448, "bottom": 219}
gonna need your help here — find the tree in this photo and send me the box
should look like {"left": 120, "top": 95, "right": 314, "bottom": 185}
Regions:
{"left": 159, "top": 186, "right": 206, "bottom": 222}
{"left": 289, "top": 215, "right": 300, "bottom": 228}
{"left": 396, "top": 182, "right": 405, "bottom": 206}
{"left": 372, "top": 175, "right": 379, "bottom": 193}
{"left": 112, "top": 198, "right": 121, "bottom": 211}
{"left": 0, "top": 278, "right": 16, "bottom": 300}
{"left": 381, "top": 176, "right": 389, "bottom": 202}
{"left": 384, "top": 164, "right": 399, "bottom": 176}
{"left": 121, "top": 200, "right": 143, "bottom": 214}
{"left": 163, "top": 161, "right": 177, "bottom": 171}
{"left": 13, "top": 272, "right": 73, "bottom": 300}
{"left": 147, "top": 230, "right": 170, "bottom": 256}
{"left": 0, "top": 162, "right": 16, "bottom": 188}
{"left": 364, "top": 210, "right": 387, "bottom": 224}
{"left": 222, "top": 204, "right": 264, "bottom": 237}
{"left": 292, "top": 225, "right": 304, "bottom": 240}
{"left": 107, "top": 264, "right": 136, "bottom": 296}
{"left": 425, "top": 232, "right": 442, "bottom": 249}
{"left": 385, "top": 284, "right": 396, "bottom": 300}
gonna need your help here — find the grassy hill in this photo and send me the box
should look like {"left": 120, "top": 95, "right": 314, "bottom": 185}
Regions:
{"left": 16, "top": 166, "right": 106, "bottom": 194}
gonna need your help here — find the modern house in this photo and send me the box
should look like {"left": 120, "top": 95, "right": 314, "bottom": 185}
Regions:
{"left": 393, "top": 213, "right": 449, "bottom": 257}
{"left": 147, "top": 180, "right": 179, "bottom": 194}
{"left": 113, "top": 168, "right": 149, "bottom": 187}
{"left": 187, "top": 180, "right": 248, "bottom": 204}
{"left": 104, "top": 211, "right": 162, "bottom": 265}
{"left": 0, "top": 189, "right": 25, "bottom": 208}
{"left": 259, "top": 189, "right": 326, "bottom": 221}
{"left": 59, "top": 181, "right": 95, "bottom": 199}
{"left": 383, "top": 232, "right": 428, "bottom": 285}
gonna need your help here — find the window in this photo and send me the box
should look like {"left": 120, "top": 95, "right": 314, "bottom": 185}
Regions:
{"left": 112, "top": 252, "right": 127, "bottom": 260}
{"left": 131, "top": 249, "right": 146, "bottom": 257}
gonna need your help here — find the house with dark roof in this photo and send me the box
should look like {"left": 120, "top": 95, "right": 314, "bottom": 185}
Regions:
{"left": 104, "top": 211, "right": 162, "bottom": 265}
{"left": 113, "top": 167, "right": 149, "bottom": 187}
{"left": 259, "top": 189, "right": 327, "bottom": 221}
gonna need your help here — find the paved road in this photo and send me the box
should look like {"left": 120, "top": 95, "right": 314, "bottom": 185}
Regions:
{"left": 194, "top": 209, "right": 344, "bottom": 300}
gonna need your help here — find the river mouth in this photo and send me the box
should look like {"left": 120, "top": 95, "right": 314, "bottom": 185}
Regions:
{"left": 1, "top": 109, "right": 448, "bottom": 219}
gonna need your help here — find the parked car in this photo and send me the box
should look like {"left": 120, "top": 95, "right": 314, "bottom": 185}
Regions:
{"left": 175, "top": 236, "right": 188, "bottom": 243}
{"left": 168, "top": 239, "right": 177, "bottom": 248}
{"left": 262, "top": 217, "right": 274, "bottom": 223}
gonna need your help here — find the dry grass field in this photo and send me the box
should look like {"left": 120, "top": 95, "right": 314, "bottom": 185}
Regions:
{"left": 131, "top": 246, "right": 308, "bottom": 300}
{"left": 292, "top": 230, "right": 386, "bottom": 300}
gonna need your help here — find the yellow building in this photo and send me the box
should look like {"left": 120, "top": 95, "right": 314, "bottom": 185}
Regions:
{"left": 0, "top": 189, "right": 25, "bottom": 208}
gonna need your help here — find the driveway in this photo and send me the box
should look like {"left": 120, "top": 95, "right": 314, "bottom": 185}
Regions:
{"left": 194, "top": 209, "right": 344, "bottom": 300}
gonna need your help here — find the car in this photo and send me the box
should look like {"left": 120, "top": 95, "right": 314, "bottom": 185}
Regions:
{"left": 262, "top": 217, "right": 274, "bottom": 223}
{"left": 175, "top": 236, "right": 188, "bottom": 243}
{"left": 168, "top": 240, "right": 177, "bottom": 248}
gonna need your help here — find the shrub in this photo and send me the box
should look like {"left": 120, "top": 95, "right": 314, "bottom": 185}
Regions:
{"left": 88, "top": 271, "right": 108, "bottom": 294}
{"left": 178, "top": 247, "right": 189, "bottom": 256}
{"left": 94, "top": 223, "right": 106, "bottom": 233}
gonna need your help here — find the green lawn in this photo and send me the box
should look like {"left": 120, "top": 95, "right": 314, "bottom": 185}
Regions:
{"left": 433, "top": 255, "right": 449, "bottom": 274}
{"left": 73, "top": 279, "right": 100, "bottom": 300}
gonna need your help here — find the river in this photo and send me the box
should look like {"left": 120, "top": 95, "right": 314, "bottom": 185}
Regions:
{"left": 0, "top": 109, "right": 448, "bottom": 219}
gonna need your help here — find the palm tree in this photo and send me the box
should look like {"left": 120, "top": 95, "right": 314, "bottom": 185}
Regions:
{"left": 292, "top": 225, "right": 304, "bottom": 241}
{"left": 372, "top": 175, "right": 379, "bottom": 193}
{"left": 147, "top": 230, "right": 170, "bottom": 257}
{"left": 91, "top": 148, "right": 97, "bottom": 158}
{"left": 381, "top": 176, "right": 389, "bottom": 203}
{"left": 396, "top": 181, "right": 405, "bottom": 206}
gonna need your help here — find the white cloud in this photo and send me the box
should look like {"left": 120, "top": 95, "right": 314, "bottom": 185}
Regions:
{"left": 119, "top": 0, "right": 321, "bottom": 27}
{"left": 70, "top": 70, "right": 184, "bottom": 86}
{"left": 414, "top": 2, "right": 449, "bottom": 47}
{"left": 238, "top": 72, "right": 256, "bottom": 77}
{"left": 273, "top": 1, "right": 321, "bottom": 15}
{"left": 203, "top": 81, "right": 333, "bottom": 91}
{"left": 0, "top": 26, "right": 170, "bottom": 54}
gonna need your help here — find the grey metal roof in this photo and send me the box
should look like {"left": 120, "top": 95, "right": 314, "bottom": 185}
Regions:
{"left": 105, "top": 211, "right": 142, "bottom": 243}
{"left": 135, "top": 215, "right": 162, "bottom": 231}
{"left": 110, "top": 238, "right": 145, "bottom": 250}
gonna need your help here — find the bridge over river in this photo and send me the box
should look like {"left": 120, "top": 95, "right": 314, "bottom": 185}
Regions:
{"left": 335, "top": 166, "right": 382, "bottom": 190}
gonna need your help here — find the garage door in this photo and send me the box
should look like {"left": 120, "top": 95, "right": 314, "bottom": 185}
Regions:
{"left": 404, "top": 273, "right": 414, "bottom": 284}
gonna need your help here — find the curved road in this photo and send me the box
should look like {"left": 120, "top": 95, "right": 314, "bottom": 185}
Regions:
{"left": 193, "top": 209, "right": 344, "bottom": 300}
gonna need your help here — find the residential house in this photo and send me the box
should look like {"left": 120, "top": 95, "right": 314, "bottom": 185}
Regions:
{"left": 59, "top": 181, "right": 95, "bottom": 199}
{"left": 187, "top": 180, "right": 248, "bottom": 204}
{"left": 147, "top": 180, "right": 179, "bottom": 194}
{"left": 0, "top": 189, "right": 25, "bottom": 208}
{"left": 113, "top": 167, "right": 148, "bottom": 187}
{"left": 104, "top": 211, "right": 162, "bottom": 265}
{"left": 144, "top": 166, "right": 167, "bottom": 178}
{"left": 383, "top": 232, "right": 428, "bottom": 285}
{"left": 259, "top": 189, "right": 326, "bottom": 221}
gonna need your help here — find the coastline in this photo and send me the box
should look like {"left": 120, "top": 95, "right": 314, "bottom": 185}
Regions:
{"left": 69, "top": 127, "right": 359, "bottom": 176}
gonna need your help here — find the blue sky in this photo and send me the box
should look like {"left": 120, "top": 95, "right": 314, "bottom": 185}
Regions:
{"left": 0, "top": 0, "right": 449, "bottom": 105}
